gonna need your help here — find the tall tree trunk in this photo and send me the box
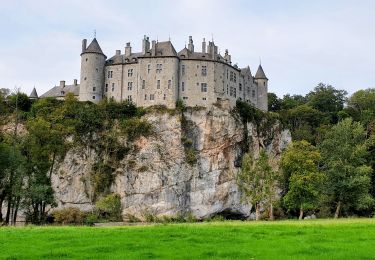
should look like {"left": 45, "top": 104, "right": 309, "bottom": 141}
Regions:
{"left": 334, "top": 201, "right": 341, "bottom": 219}
{"left": 5, "top": 199, "right": 11, "bottom": 225}
{"left": 269, "top": 202, "right": 274, "bottom": 221}
{"left": 255, "top": 203, "right": 261, "bottom": 221}
{"left": 299, "top": 206, "right": 304, "bottom": 220}
{"left": 0, "top": 193, "right": 4, "bottom": 222}
{"left": 12, "top": 197, "right": 20, "bottom": 226}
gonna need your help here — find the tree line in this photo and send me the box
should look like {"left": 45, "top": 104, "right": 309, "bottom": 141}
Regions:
{"left": 237, "top": 84, "right": 375, "bottom": 219}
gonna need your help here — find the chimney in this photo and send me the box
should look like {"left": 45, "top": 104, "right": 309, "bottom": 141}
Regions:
{"left": 202, "top": 38, "right": 206, "bottom": 53}
{"left": 60, "top": 80, "right": 65, "bottom": 88}
{"left": 188, "top": 36, "right": 194, "bottom": 52}
{"left": 224, "top": 49, "right": 231, "bottom": 63}
{"left": 73, "top": 79, "right": 77, "bottom": 85}
{"left": 82, "top": 39, "right": 87, "bottom": 53}
{"left": 116, "top": 50, "right": 121, "bottom": 56}
{"left": 142, "top": 35, "right": 150, "bottom": 54}
{"left": 151, "top": 40, "right": 156, "bottom": 56}
{"left": 125, "top": 42, "right": 132, "bottom": 56}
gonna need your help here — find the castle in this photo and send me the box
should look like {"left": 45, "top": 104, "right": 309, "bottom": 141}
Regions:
{"left": 39, "top": 36, "right": 268, "bottom": 111}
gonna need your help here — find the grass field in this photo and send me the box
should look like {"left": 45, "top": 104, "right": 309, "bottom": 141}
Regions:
{"left": 1, "top": 219, "right": 375, "bottom": 259}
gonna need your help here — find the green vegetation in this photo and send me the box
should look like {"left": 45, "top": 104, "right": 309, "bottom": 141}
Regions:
{"left": 1, "top": 220, "right": 375, "bottom": 259}
{"left": 237, "top": 151, "right": 278, "bottom": 220}
{"left": 0, "top": 93, "right": 148, "bottom": 225}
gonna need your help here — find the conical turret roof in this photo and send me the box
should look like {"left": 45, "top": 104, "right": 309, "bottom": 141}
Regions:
{"left": 82, "top": 38, "right": 106, "bottom": 57}
{"left": 29, "top": 87, "right": 38, "bottom": 99}
{"left": 255, "top": 65, "right": 268, "bottom": 80}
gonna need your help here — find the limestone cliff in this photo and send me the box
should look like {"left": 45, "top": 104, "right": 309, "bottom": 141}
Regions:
{"left": 51, "top": 104, "right": 291, "bottom": 220}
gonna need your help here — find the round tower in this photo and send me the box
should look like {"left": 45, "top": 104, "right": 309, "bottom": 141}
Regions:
{"left": 254, "top": 64, "right": 268, "bottom": 111}
{"left": 79, "top": 38, "right": 107, "bottom": 103}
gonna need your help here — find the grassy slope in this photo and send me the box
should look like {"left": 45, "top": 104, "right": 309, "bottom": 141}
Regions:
{"left": 1, "top": 219, "right": 375, "bottom": 259}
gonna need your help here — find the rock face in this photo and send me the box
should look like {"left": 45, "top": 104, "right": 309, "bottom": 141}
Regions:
{"left": 51, "top": 104, "right": 291, "bottom": 220}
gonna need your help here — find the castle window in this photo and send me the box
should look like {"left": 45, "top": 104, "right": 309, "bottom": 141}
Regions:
{"left": 105, "top": 84, "right": 108, "bottom": 92}
{"left": 227, "top": 69, "right": 228, "bottom": 79}
{"left": 252, "top": 90, "right": 256, "bottom": 98}
{"left": 202, "top": 97, "right": 206, "bottom": 101}
{"left": 84, "top": 77, "right": 87, "bottom": 81}
{"left": 156, "top": 64, "right": 162, "bottom": 73}
{"left": 112, "top": 83, "right": 115, "bottom": 92}
{"left": 108, "top": 71, "right": 113, "bottom": 79}
{"left": 93, "top": 87, "right": 96, "bottom": 91}
{"left": 181, "top": 65, "right": 185, "bottom": 75}
{"left": 226, "top": 85, "right": 229, "bottom": 95}
{"left": 201, "top": 83, "right": 207, "bottom": 92}
{"left": 230, "top": 71, "right": 233, "bottom": 82}
{"left": 201, "top": 66, "right": 207, "bottom": 76}
{"left": 181, "top": 82, "right": 185, "bottom": 92}
{"left": 86, "top": 58, "right": 88, "bottom": 62}
{"left": 147, "top": 64, "right": 151, "bottom": 74}
{"left": 233, "top": 73, "right": 237, "bottom": 83}
{"left": 92, "top": 96, "right": 96, "bottom": 100}
{"left": 163, "top": 94, "right": 166, "bottom": 100}
{"left": 239, "top": 83, "right": 242, "bottom": 91}
{"left": 157, "top": 80, "right": 160, "bottom": 89}
{"left": 168, "top": 80, "right": 171, "bottom": 89}
{"left": 127, "top": 95, "right": 132, "bottom": 102}
{"left": 144, "top": 94, "right": 147, "bottom": 100}
{"left": 150, "top": 94, "right": 155, "bottom": 100}
{"left": 128, "top": 82, "right": 133, "bottom": 91}
{"left": 61, "top": 91, "right": 65, "bottom": 95}
{"left": 128, "top": 69, "right": 133, "bottom": 77}
{"left": 142, "top": 80, "right": 145, "bottom": 89}
{"left": 183, "top": 97, "right": 188, "bottom": 100}
{"left": 264, "top": 82, "right": 266, "bottom": 86}
{"left": 96, "top": 68, "right": 99, "bottom": 72}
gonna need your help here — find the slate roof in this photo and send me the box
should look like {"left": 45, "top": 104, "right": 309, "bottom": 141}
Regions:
{"left": 255, "top": 65, "right": 268, "bottom": 80}
{"left": 40, "top": 84, "right": 80, "bottom": 98}
{"left": 82, "top": 38, "right": 106, "bottom": 57}
{"left": 29, "top": 87, "right": 38, "bottom": 99}
{"left": 153, "top": 41, "right": 177, "bottom": 56}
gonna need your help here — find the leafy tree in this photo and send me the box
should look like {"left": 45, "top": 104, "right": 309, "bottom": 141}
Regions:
{"left": 280, "top": 94, "right": 307, "bottom": 110}
{"left": 307, "top": 83, "right": 347, "bottom": 122}
{"left": 268, "top": 92, "right": 282, "bottom": 111}
{"left": 281, "top": 141, "right": 324, "bottom": 219}
{"left": 8, "top": 92, "right": 32, "bottom": 112}
{"left": 237, "top": 151, "right": 277, "bottom": 220}
{"left": 286, "top": 105, "right": 324, "bottom": 143}
{"left": 319, "top": 118, "right": 373, "bottom": 218}
{"left": 348, "top": 88, "right": 375, "bottom": 113}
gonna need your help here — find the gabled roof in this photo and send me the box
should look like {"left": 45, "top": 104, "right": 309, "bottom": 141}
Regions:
{"left": 154, "top": 41, "right": 177, "bottom": 56}
{"left": 82, "top": 38, "right": 106, "bottom": 57}
{"left": 255, "top": 65, "right": 268, "bottom": 80}
{"left": 241, "top": 66, "right": 252, "bottom": 76}
{"left": 29, "top": 87, "right": 38, "bottom": 99}
{"left": 40, "top": 84, "right": 79, "bottom": 98}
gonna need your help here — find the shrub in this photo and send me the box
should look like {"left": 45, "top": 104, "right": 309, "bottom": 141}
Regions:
{"left": 120, "top": 118, "right": 153, "bottom": 141}
{"left": 52, "top": 207, "right": 85, "bottom": 224}
{"left": 91, "top": 162, "right": 115, "bottom": 197}
{"left": 95, "top": 193, "right": 123, "bottom": 221}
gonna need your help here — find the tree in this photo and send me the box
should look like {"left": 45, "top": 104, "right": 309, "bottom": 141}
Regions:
{"left": 319, "top": 118, "right": 373, "bottom": 218}
{"left": 237, "top": 151, "right": 277, "bottom": 220}
{"left": 8, "top": 92, "right": 32, "bottom": 112}
{"left": 307, "top": 83, "right": 347, "bottom": 122}
{"left": 280, "top": 94, "right": 307, "bottom": 110}
{"left": 268, "top": 93, "right": 282, "bottom": 111}
{"left": 281, "top": 141, "right": 324, "bottom": 220}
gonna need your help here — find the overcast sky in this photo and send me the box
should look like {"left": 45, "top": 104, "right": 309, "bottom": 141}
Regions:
{"left": 0, "top": 0, "right": 374, "bottom": 98}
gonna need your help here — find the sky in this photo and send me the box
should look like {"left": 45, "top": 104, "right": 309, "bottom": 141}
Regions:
{"left": 0, "top": 0, "right": 374, "bottom": 98}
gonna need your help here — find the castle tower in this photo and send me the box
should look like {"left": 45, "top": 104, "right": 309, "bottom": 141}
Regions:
{"left": 254, "top": 64, "right": 268, "bottom": 111}
{"left": 79, "top": 38, "right": 107, "bottom": 103}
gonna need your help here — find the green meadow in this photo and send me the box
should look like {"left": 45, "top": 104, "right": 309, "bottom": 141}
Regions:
{"left": 1, "top": 219, "right": 375, "bottom": 259}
